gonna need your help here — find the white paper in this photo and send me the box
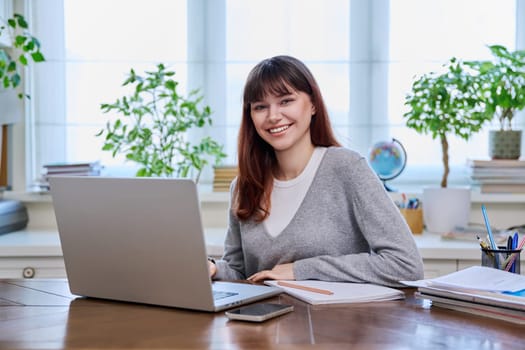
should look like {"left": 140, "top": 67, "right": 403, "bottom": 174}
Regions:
{"left": 401, "top": 266, "right": 525, "bottom": 292}
{"left": 264, "top": 280, "right": 404, "bottom": 305}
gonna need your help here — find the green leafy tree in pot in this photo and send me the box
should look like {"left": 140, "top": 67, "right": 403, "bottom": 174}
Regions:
{"left": 466, "top": 45, "right": 525, "bottom": 159}
{"left": 97, "top": 63, "right": 226, "bottom": 182}
{"left": 467, "top": 45, "right": 525, "bottom": 131}
{"left": 404, "top": 57, "right": 493, "bottom": 188}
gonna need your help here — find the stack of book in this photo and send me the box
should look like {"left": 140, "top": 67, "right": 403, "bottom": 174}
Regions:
{"left": 402, "top": 266, "right": 525, "bottom": 324}
{"left": 38, "top": 161, "right": 103, "bottom": 191}
{"left": 213, "top": 165, "right": 238, "bottom": 192}
{"left": 467, "top": 159, "right": 525, "bottom": 193}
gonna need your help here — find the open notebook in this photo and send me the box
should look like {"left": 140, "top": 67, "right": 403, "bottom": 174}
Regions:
{"left": 265, "top": 280, "right": 404, "bottom": 305}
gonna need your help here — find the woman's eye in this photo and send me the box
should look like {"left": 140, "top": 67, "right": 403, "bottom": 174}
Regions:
{"left": 253, "top": 105, "right": 266, "bottom": 111}
{"left": 281, "top": 99, "right": 293, "bottom": 105}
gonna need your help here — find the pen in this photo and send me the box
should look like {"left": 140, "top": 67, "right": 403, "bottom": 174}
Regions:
{"left": 481, "top": 205, "right": 498, "bottom": 251}
{"left": 277, "top": 281, "right": 334, "bottom": 295}
{"left": 481, "top": 204, "right": 499, "bottom": 267}
{"left": 504, "top": 234, "right": 525, "bottom": 272}
{"left": 507, "top": 236, "right": 513, "bottom": 250}
{"left": 510, "top": 232, "right": 520, "bottom": 273}
{"left": 506, "top": 235, "right": 514, "bottom": 272}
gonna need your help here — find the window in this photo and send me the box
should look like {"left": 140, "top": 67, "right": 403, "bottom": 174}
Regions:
{"left": 27, "top": 0, "right": 187, "bottom": 185}
{"left": 388, "top": 0, "right": 518, "bottom": 187}
{"left": 20, "top": 0, "right": 524, "bottom": 191}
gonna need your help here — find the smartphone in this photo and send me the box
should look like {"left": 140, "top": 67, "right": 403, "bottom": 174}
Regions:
{"left": 225, "top": 303, "right": 294, "bottom": 322}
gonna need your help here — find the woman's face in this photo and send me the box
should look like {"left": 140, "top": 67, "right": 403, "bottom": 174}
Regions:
{"left": 250, "top": 87, "right": 315, "bottom": 154}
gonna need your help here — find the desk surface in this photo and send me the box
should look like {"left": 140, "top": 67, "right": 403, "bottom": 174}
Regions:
{"left": 0, "top": 279, "right": 523, "bottom": 349}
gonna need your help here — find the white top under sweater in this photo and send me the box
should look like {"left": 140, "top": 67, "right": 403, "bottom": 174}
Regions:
{"left": 264, "top": 147, "right": 327, "bottom": 237}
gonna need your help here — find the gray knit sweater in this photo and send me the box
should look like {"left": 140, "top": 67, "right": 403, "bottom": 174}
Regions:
{"left": 214, "top": 147, "right": 424, "bottom": 287}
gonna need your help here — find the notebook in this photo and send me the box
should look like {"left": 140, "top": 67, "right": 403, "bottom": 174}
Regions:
{"left": 264, "top": 280, "right": 405, "bottom": 305}
{"left": 49, "top": 176, "right": 282, "bottom": 312}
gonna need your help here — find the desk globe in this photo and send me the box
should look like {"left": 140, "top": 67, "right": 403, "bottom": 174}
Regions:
{"left": 368, "top": 138, "right": 407, "bottom": 192}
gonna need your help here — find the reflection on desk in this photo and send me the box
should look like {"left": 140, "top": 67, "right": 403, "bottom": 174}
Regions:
{"left": 0, "top": 279, "right": 524, "bottom": 349}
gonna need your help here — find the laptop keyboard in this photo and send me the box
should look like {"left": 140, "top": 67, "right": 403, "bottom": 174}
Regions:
{"left": 213, "top": 290, "right": 238, "bottom": 300}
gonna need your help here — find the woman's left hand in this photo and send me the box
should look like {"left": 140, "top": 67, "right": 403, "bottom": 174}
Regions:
{"left": 247, "top": 263, "right": 295, "bottom": 282}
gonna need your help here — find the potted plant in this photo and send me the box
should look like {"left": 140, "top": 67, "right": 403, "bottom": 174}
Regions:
{"left": 0, "top": 13, "right": 45, "bottom": 95}
{"left": 0, "top": 13, "right": 45, "bottom": 188}
{"left": 466, "top": 45, "right": 525, "bottom": 159}
{"left": 97, "top": 63, "right": 226, "bottom": 183}
{"left": 403, "top": 57, "right": 493, "bottom": 233}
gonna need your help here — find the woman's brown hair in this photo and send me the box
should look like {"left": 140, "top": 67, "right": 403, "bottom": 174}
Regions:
{"left": 234, "top": 55, "right": 340, "bottom": 222}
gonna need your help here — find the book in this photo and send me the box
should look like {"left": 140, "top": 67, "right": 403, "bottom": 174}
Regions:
{"left": 468, "top": 159, "right": 525, "bottom": 192}
{"left": 213, "top": 165, "right": 238, "bottom": 192}
{"left": 264, "top": 280, "right": 404, "bottom": 305}
{"left": 37, "top": 161, "right": 103, "bottom": 192}
{"left": 480, "top": 183, "right": 525, "bottom": 194}
{"left": 43, "top": 161, "right": 102, "bottom": 174}
{"left": 415, "top": 286, "right": 525, "bottom": 311}
{"left": 467, "top": 159, "right": 525, "bottom": 168}
{"left": 402, "top": 266, "right": 525, "bottom": 324}
{"left": 416, "top": 292, "right": 525, "bottom": 324}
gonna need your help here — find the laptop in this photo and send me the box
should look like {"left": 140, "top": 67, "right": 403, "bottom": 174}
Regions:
{"left": 49, "top": 176, "right": 282, "bottom": 312}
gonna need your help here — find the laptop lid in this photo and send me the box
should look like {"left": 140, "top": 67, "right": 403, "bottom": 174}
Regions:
{"left": 49, "top": 176, "right": 281, "bottom": 312}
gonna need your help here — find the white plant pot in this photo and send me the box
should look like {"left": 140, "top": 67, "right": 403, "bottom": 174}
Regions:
{"left": 422, "top": 187, "right": 471, "bottom": 233}
{"left": 0, "top": 89, "right": 23, "bottom": 125}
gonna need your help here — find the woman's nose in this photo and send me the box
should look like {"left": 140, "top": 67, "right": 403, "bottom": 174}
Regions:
{"left": 268, "top": 105, "right": 282, "bottom": 122}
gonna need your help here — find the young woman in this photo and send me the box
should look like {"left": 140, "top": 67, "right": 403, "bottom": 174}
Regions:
{"left": 208, "top": 55, "right": 423, "bottom": 287}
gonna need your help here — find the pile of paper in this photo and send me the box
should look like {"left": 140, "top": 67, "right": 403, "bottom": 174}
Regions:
{"left": 402, "top": 266, "right": 525, "bottom": 324}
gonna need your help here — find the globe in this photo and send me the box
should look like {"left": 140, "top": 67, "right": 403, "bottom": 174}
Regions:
{"left": 368, "top": 138, "right": 407, "bottom": 192}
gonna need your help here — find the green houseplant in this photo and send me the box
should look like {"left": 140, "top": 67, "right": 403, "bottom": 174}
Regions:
{"left": 0, "top": 13, "right": 45, "bottom": 188}
{"left": 467, "top": 45, "right": 525, "bottom": 159}
{"left": 403, "top": 57, "right": 493, "bottom": 233}
{"left": 97, "top": 63, "right": 226, "bottom": 182}
{"left": 404, "top": 57, "right": 493, "bottom": 188}
{"left": 0, "top": 13, "right": 45, "bottom": 96}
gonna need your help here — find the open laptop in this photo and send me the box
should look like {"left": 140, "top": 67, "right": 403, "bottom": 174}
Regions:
{"left": 49, "top": 176, "right": 282, "bottom": 312}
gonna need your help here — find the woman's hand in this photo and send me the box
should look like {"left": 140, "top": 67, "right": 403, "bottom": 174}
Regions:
{"left": 208, "top": 260, "right": 217, "bottom": 278}
{"left": 247, "top": 263, "right": 294, "bottom": 282}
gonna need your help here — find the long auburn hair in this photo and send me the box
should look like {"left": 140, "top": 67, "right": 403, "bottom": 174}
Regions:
{"left": 234, "top": 55, "right": 340, "bottom": 222}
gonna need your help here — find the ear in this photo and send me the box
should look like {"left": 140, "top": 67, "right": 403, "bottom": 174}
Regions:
{"left": 311, "top": 104, "right": 316, "bottom": 116}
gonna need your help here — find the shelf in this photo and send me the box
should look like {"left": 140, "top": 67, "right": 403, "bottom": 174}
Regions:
{"left": 2, "top": 189, "right": 230, "bottom": 204}
{"left": 4, "top": 188, "right": 525, "bottom": 205}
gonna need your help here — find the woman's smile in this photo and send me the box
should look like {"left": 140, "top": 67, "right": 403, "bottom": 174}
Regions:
{"left": 268, "top": 124, "right": 292, "bottom": 134}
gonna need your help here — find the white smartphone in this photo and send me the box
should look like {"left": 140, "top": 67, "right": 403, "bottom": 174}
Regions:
{"left": 225, "top": 303, "right": 294, "bottom": 322}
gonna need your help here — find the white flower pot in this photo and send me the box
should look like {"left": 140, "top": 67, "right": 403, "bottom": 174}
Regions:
{"left": 422, "top": 187, "right": 471, "bottom": 233}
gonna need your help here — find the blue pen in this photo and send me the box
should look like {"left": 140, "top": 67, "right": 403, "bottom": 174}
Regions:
{"left": 481, "top": 205, "right": 497, "bottom": 250}
{"left": 511, "top": 232, "right": 519, "bottom": 273}
{"left": 481, "top": 204, "right": 499, "bottom": 267}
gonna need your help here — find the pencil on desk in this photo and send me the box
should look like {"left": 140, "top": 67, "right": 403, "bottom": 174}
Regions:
{"left": 277, "top": 281, "right": 334, "bottom": 295}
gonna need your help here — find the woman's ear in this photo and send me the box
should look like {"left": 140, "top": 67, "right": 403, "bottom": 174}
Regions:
{"left": 311, "top": 104, "right": 316, "bottom": 116}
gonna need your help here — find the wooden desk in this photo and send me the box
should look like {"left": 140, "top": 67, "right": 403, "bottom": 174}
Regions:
{"left": 0, "top": 279, "right": 523, "bottom": 349}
